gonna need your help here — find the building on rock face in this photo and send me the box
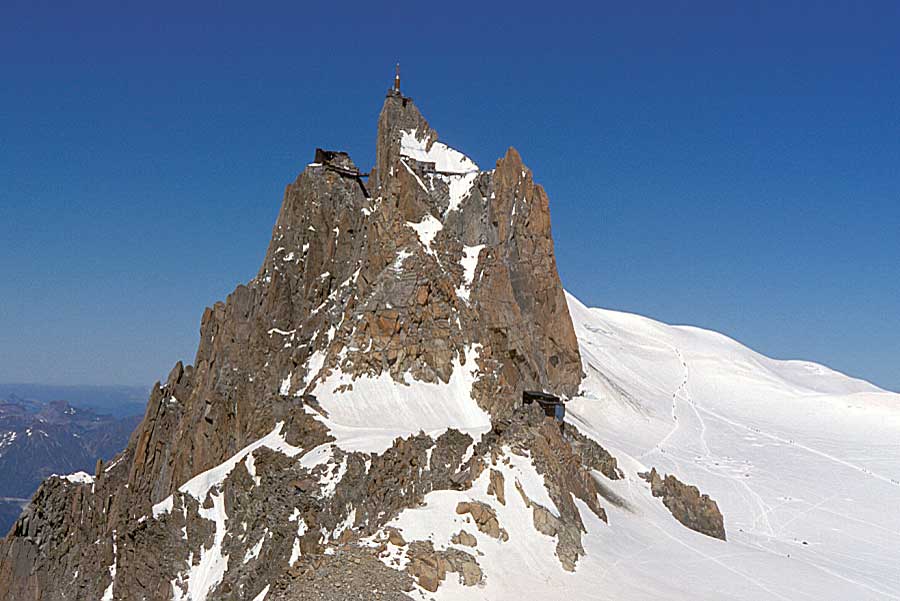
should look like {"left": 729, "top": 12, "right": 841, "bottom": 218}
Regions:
{"left": 523, "top": 390, "right": 566, "bottom": 424}
{"left": 313, "top": 148, "right": 356, "bottom": 172}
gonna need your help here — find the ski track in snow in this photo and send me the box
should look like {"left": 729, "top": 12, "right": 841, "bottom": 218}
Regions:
{"left": 680, "top": 346, "right": 777, "bottom": 538}
{"left": 636, "top": 331, "right": 899, "bottom": 552}
{"left": 696, "top": 404, "right": 900, "bottom": 488}
{"left": 647, "top": 522, "right": 795, "bottom": 601}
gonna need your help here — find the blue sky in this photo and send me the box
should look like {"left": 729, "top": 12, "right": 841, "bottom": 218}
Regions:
{"left": 1, "top": 1, "right": 898, "bottom": 392}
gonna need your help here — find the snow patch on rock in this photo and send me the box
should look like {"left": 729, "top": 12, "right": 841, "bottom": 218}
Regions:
{"left": 308, "top": 345, "right": 491, "bottom": 454}
{"left": 54, "top": 471, "right": 94, "bottom": 485}
{"left": 455, "top": 244, "right": 484, "bottom": 303}
{"left": 406, "top": 215, "right": 444, "bottom": 256}
{"left": 400, "top": 129, "right": 479, "bottom": 174}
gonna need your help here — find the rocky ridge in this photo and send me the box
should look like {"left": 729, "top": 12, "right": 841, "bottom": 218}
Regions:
{"left": 640, "top": 467, "right": 726, "bottom": 540}
{"left": 0, "top": 398, "right": 139, "bottom": 533}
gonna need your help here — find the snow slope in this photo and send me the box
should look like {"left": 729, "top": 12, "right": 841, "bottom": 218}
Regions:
{"left": 384, "top": 292, "right": 900, "bottom": 601}
{"left": 308, "top": 344, "right": 492, "bottom": 454}
{"left": 562, "top": 292, "right": 900, "bottom": 601}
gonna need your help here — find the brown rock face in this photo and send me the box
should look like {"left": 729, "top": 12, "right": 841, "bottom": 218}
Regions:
{"left": 470, "top": 147, "right": 583, "bottom": 413}
{"left": 641, "top": 468, "right": 727, "bottom": 541}
{"left": 0, "top": 86, "right": 582, "bottom": 601}
{"left": 455, "top": 501, "right": 509, "bottom": 540}
{"left": 368, "top": 92, "right": 583, "bottom": 414}
{"left": 451, "top": 529, "right": 478, "bottom": 547}
{"left": 487, "top": 469, "right": 506, "bottom": 505}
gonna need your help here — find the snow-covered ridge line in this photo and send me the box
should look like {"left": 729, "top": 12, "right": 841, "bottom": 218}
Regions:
{"left": 176, "top": 421, "right": 303, "bottom": 501}
{"left": 398, "top": 127, "right": 480, "bottom": 219}
{"left": 400, "top": 128, "right": 479, "bottom": 174}
{"left": 145, "top": 340, "right": 491, "bottom": 600}
{"left": 152, "top": 422, "right": 308, "bottom": 601}
{"left": 564, "top": 291, "right": 884, "bottom": 396}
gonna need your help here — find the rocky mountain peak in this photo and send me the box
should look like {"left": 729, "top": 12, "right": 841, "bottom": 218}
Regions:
{"left": 243, "top": 85, "right": 582, "bottom": 420}
{"left": 374, "top": 90, "right": 434, "bottom": 191}
{"left": 0, "top": 81, "right": 589, "bottom": 601}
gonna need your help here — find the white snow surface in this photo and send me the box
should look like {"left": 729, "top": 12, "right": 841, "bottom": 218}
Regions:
{"left": 250, "top": 585, "right": 270, "bottom": 601}
{"left": 309, "top": 345, "right": 491, "bottom": 454}
{"left": 386, "top": 450, "right": 567, "bottom": 597}
{"left": 555, "top": 292, "right": 900, "bottom": 600}
{"left": 398, "top": 128, "right": 479, "bottom": 216}
{"left": 152, "top": 494, "right": 173, "bottom": 519}
{"left": 440, "top": 171, "right": 479, "bottom": 216}
{"left": 399, "top": 129, "right": 479, "bottom": 174}
{"left": 379, "top": 291, "right": 900, "bottom": 601}
{"left": 455, "top": 244, "right": 484, "bottom": 303}
{"left": 288, "top": 518, "right": 308, "bottom": 566}
{"left": 279, "top": 372, "right": 292, "bottom": 396}
{"left": 242, "top": 530, "right": 266, "bottom": 564}
{"left": 400, "top": 158, "right": 429, "bottom": 193}
{"left": 405, "top": 215, "right": 444, "bottom": 256}
{"left": 244, "top": 452, "right": 260, "bottom": 487}
{"left": 54, "top": 471, "right": 94, "bottom": 485}
{"left": 170, "top": 491, "right": 228, "bottom": 601}
{"left": 100, "top": 530, "right": 117, "bottom": 601}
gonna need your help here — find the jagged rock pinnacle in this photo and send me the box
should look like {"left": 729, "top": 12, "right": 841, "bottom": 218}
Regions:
{"left": 0, "top": 84, "right": 584, "bottom": 601}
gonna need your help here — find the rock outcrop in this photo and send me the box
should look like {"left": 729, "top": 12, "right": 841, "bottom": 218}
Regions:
{"left": 455, "top": 500, "right": 509, "bottom": 540}
{"left": 451, "top": 529, "right": 477, "bottom": 547}
{"left": 640, "top": 468, "right": 727, "bottom": 541}
{"left": 406, "top": 540, "right": 483, "bottom": 592}
{"left": 487, "top": 468, "right": 506, "bottom": 504}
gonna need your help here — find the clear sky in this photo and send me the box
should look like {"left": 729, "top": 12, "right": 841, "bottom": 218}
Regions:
{"left": 1, "top": 1, "right": 898, "bottom": 392}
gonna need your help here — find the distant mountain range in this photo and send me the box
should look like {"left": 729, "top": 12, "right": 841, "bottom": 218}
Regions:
{"left": 0, "top": 383, "right": 148, "bottom": 418}
{"left": 0, "top": 393, "right": 142, "bottom": 533}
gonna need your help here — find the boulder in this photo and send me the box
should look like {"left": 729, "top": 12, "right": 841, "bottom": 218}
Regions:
{"left": 487, "top": 469, "right": 506, "bottom": 505}
{"left": 386, "top": 527, "right": 406, "bottom": 547}
{"left": 451, "top": 530, "right": 477, "bottom": 547}
{"left": 455, "top": 501, "right": 508, "bottom": 541}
